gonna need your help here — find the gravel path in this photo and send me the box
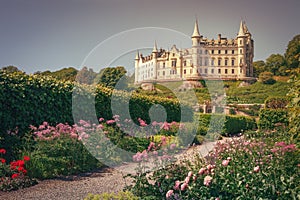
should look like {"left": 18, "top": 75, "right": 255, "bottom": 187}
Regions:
{"left": 0, "top": 140, "right": 219, "bottom": 200}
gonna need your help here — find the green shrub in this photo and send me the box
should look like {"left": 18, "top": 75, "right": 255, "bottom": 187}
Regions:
{"left": 265, "top": 96, "right": 289, "bottom": 109}
{"left": 84, "top": 191, "right": 139, "bottom": 200}
{"left": 259, "top": 71, "right": 276, "bottom": 84}
{"left": 258, "top": 109, "right": 289, "bottom": 130}
{"left": 198, "top": 114, "right": 256, "bottom": 136}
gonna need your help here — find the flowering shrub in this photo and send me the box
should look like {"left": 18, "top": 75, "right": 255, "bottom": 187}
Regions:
{"left": 128, "top": 133, "right": 300, "bottom": 199}
{"left": 0, "top": 149, "right": 36, "bottom": 191}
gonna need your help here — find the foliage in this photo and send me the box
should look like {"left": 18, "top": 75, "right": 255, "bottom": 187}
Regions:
{"left": 287, "top": 75, "right": 300, "bottom": 142}
{"left": 226, "top": 80, "right": 290, "bottom": 104}
{"left": 265, "top": 96, "right": 289, "bottom": 109}
{"left": 96, "top": 66, "right": 128, "bottom": 89}
{"left": 76, "top": 66, "right": 97, "bottom": 85}
{"left": 258, "top": 71, "right": 276, "bottom": 84}
{"left": 285, "top": 34, "right": 300, "bottom": 69}
{"left": 36, "top": 67, "right": 78, "bottom": 82}
{"left": 84, "top": 191, "right": 139, "bottom": 200}
{"left": 1, "top": 65, "right": 22, "bottom": 73}
{"left": 265, "top": 54, "right": 287, "bottom": 75}
{"left": 0, "top": 150, "right": 37, "bottom": 191}
{"left": 197, "top": 114, "right": 256, "bottom": 136}
{"left": 128, "top": 134, "right": 300, "bottom": 199}
{"left": 258, "top": 109, "right": 288, "bottom": 130}
{"left": 253, "top": 60, "right": 266, "bottom": 77}
{"left": 24, "top": 122, "right": 101, "bottom": 179}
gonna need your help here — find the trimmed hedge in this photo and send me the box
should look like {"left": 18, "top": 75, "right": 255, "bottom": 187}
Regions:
{"left": 0, "top": 71, "right": 192, "bottom": 136}
{"left": 264, "top": 96, "right": 289, "bottom": 109}
{"left": 258, "top": 109, "right": 289, "bottom": 130}
{"left": 198, "top": 114, "right": 257, "bottom": 136}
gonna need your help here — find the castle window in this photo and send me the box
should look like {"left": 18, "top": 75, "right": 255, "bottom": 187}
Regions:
{"left": 199, "top": 57, "right": 202, "bottom": 66}
{"left": 211, "top": 69, "right": 214, "bottom": 74}
{"left": 225, "top": 59, "right": 228, "bottom": 66}
{"left": 190, "top": 69, "right": 193, "bottom": 74}
{"left": 205, "top": 68, "right": 208, "bottom": 73}
{"left": 225, "top": 50, "right": 228, "bottom": 54}
{"left": 211, "top": 59, "right": 215, "bottom": 66}
{"left": 184, "top": 69, "right": 186, "bottom": 74}
{"left": 200, "top": 68, "right": 202, "bottom": 73}
{"left": 218, "top": 69, "right": 221, "bottom": 74}
{"left": 158, "top": 72, "right": 160, "bottom": 76}
{"left": 199, "top": 49, "right": 202, "bottom": 54}
{"left": 163, "top": 71, "right": 165, "bottom": 76}
{"left": 205, "top": 50, "right": 208, "bottom": 54}
{"left": 183, "top": 61, "right": 187, "bottom": 66}
{"left": 231, "top": 59, "right": 235, "bottom": 66}
{"left": 218, "top": 50, "right": 221, "bottom": 54}
{"left": 172, "top": 60, "right": 176, "bottom": 67}
{"left": 240, "top": 49, "right": 242, "bottom": 54}
{"left": 240, "top": 40, "right": 242, "bottom": 45}
{"left": 173, "top": 53, "right": 175, "bottom": 56}
{"left": 232, "top": 69, "right": 235, "bottom": 74}
{"left": 225, "top": 69, "right": 228, "bottom": 74}
{"left": 204, "top": 58, "right": 208, "bottom": 66}
{"left": 240, "top": 58, "right": 243, "bottom": 64}
{"left": 232, "top": 50, "right": 235, "bottom": 54}
{"left": 163, "top": 62, "right": 165, "bottom": 68}
{"left": 211, "top": 50, "right": 214, "bottom": 54}
{"left": 218, "top": 59, "right": 221, "bottom": 66}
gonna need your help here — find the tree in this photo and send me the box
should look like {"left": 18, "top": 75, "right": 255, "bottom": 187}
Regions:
{"left": 253, "top": 60, "right": 266, "bottom": 77}
{"left": 258, "top": 71, "right": 276, "bottom": 84}
{"left": 265, "top": 54, "right": 286, "bottom": 75}
{"left": 96, "top": 66, "right": 128, "bottom": 89}
{"left": 1, "top": 65, "right": 21, "bottom": 73}
{"left": 35, "top": 67, "right": 78, "bottom": 81}
{"left": 285, "top": 34, "right": 300, "bottom": 69}
{"left": 76, "top": 67, "right": 97, "bottom": 85}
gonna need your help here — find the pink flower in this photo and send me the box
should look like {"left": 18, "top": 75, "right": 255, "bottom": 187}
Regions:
{"left": 253, "top": 166, "right": 260, "bottom": 173}
{"left": 222, "top": 159, "right": 229, "bottom": 166}
{"left": 99, "top": 118, "right": 104, "bottom": 122}
{"left": 188, "top": 171, "right": 193, "bottom": 177}
{"left": 173, "top": 180, "right": 180, "bottom": 190}
{"left": 180, "top": 182, "right": 188, "bottom": 191}
{"left": 170, "top": 143, "right": 176, "bottom": 150}
{"left": 184, "top": 176, "right": 190, "bottom": 184}
{"left": 203, "top": 175, "right": 213, "bottom": 186}
{"left": 198, "top": 167, "right": 206, "bottom": 175}
{"left": 138, "top": 118, "right": 147, "bottom": 127}
{"left": 147, "top": 142, "right": 155, "bottom": 151}
{"left": 166, "top": 190, "right": 174, "bottom": 198}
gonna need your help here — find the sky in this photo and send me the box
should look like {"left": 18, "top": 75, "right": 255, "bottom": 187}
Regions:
{"left": 0, "top": 0, "right": 299, "bottom": 74}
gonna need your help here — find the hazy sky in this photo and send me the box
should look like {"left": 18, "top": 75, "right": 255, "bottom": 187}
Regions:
{"left": 0, "top": 0, "right": 299, "bottom": 73}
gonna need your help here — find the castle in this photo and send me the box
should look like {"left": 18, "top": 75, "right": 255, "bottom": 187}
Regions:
{"left": 135, "top": 20, "right": 254, "bottom": 84}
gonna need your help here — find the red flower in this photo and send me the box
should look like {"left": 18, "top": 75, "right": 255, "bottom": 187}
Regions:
{"left": 0, "top": 149, "right": 6, "bottom": 154}
{"left": 11, "top": 173, "right": 19, "bottom": 179}
{"left": 0, "top": 158, "right": 6, "bottom": 164}
{"left": 23, "top": 156, "right": 30, "bottom": 161}
{"left": 22, "top": 169, "right": 27, "bottom": 174}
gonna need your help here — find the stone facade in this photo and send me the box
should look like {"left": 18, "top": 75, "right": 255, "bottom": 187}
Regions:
{"left": 135, "top": 20, "right": 254, "bottom": 84}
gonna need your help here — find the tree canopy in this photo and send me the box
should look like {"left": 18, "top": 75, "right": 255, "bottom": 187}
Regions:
{"left": 96, "top": 66, "right": 127, "bottom": 89}
{"left": 285, "top": 34, "right": 300, "bottom": 69}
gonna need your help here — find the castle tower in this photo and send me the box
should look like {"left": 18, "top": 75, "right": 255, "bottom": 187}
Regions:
{"left": 191, "top": 20, "right": 201, "bottom": 72}
{"left": 237, "top": 20, "right": 247, "bottom": 78}
{"left": 152, "top": 41, "right": 158, "bottom": 79}
{"left": 134, "top": 51, "right": 140, "bottom": 83}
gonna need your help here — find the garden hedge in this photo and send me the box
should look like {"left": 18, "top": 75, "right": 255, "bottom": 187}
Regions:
{"left": 258, "top": 109, "right": 289, "bottom": 130}
{"left": 198, "top": 114, "right": 257, "bottom": 136}
{"left": 0, "top": 71, "right": 192, "bottom": 136}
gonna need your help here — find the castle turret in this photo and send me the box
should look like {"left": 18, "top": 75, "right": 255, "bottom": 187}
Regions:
{"left": 152, "top": 41, "right": 158, "bottom": 79}
{"left": 191, "top": 20, "right": 201, "bottom": 71}
{"left": 134, "top": 51, "right": 140, "bottom": 83}
{"left": 237, "top": 20, "right": 247, "bottom": 78}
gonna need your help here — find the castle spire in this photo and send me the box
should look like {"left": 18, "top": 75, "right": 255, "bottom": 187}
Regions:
{"left": 192, "top": 19, "right": 200, "bottom": 38}
{"left": 135, "top": 50, "right": 139, "bottom": 60}
{"left": 238, "top": 20, "right": 245, "bottom": 36}
{"left": 152, "top": 41, "right": 158, "bottom": 52}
